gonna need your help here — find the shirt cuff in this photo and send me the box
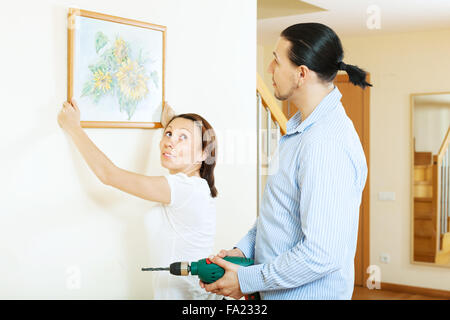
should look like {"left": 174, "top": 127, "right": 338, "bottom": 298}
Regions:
{"left": 237, "top": 264, "right": 265, "bottom": 294}
{"left": 235, "top": 237, "right": 255, "bottom": 259}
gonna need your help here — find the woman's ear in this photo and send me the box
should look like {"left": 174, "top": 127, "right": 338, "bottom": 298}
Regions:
{"left": 161, "top": 101, "right": 176, "bottom": 127}
{"left": 201, "top": 150, "right": 208, "bottom": 162}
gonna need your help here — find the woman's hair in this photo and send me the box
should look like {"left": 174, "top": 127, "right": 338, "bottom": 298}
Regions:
{"left": 281, "top": 23, "right": 372, "bottom": 89}
{"left": 166, "top": 113, "right": 218, "bottom": 198}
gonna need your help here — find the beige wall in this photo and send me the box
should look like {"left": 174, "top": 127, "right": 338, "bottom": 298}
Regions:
{"left": 341, "top": 28, "right": 450, "bottom": 291}
{"left": 258, "top": 28, "right": 450, "bottom": 291}
{"left": 0, "top": 0, "right": 256, "bottom": 298}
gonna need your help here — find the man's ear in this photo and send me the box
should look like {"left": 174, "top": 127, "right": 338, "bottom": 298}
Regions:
{"left": 161, "top": 101, "right": 176, "bottom": 128}
{"left": 296, "top": 65, "right": 308, "bottom": 86}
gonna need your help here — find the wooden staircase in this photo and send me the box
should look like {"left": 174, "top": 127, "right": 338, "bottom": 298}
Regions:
{"left": 413, "top": 155, "right": 437, "bottom": 263}
{"left": 413, "top": 128, "right": 450, "bottom": 265}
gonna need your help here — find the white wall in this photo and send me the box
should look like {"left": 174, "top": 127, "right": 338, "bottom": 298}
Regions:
{"left": 0, "top": 0, "right": 256, "bottom": 299}
{"left": 414, "top": 103, "right": 450, "bottom": 154}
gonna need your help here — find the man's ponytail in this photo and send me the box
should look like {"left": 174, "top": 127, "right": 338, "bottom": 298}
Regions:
{"left": 338, "top": 61, "right": 372, "bottom": 89}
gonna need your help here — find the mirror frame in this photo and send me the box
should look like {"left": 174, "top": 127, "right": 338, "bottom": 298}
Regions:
{"left": 410, "top": 91, "right": 450, "bottom": 268}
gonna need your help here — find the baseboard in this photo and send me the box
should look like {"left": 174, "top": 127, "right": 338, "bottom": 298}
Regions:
{"left": 380, "top": 282, "right": 450, "bottom": 299}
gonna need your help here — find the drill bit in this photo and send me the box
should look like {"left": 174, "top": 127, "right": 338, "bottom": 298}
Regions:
{"left": 141, "top": 267, "right": 169, "bottom": 271}
{"left": 141, "top": 262, "right": 189, "bottom": 276}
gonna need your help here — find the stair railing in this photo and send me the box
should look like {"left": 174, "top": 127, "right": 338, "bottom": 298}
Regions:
{"left": 434, "top": 126, "right": 450, "bottom": 250}
{"left": 256, "top": 73, "right": 287, "bottom": 213}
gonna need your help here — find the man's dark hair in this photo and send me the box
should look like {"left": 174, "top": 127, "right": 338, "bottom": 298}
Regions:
{"left": 281, "top": 23, "right": 372, "bottom": 89}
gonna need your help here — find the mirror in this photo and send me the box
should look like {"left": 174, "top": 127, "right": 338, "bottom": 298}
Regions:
{"left": 411, "top": 92, "right": 450, "bottom": 266}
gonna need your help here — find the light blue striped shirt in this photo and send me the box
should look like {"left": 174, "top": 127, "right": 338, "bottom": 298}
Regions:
{"left": 236, "top": 86, "right": 367, "bottom": 300}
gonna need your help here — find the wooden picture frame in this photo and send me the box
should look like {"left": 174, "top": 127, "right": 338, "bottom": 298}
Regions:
{"left": 68, "top": 8, "right": 166, "bottom": 129}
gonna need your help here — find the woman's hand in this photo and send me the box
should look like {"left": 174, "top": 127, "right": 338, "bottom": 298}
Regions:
{"left": 57, "top": 99, "right": 81, "bottom": 134}
{"left": 161, "top": 101, "right": 176, "bottom": 128}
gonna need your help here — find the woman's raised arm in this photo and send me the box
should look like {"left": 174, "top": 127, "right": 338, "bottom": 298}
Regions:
{"left": 57, "top": 99, "right": 171, "bottom": 204}
{"left": 104, "top": 165, "right": 171, "bottom": 204}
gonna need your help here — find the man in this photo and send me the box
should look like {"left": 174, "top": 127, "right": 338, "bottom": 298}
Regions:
{"left": 200, "top": 23, "right": 369, "bottom": 300}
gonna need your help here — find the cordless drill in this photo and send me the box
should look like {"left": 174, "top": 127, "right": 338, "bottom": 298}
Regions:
{"left": 141, "top": 256, "right": 260, "bottom": 300}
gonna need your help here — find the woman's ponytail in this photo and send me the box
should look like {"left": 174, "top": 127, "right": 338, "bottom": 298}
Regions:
{"left": 338, "top": 61, "right": 372, "bottom": 89}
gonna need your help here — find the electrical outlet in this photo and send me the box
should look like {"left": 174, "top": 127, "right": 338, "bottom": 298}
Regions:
{"left": 379, "top": 253, "right": 390, "bottom": 264}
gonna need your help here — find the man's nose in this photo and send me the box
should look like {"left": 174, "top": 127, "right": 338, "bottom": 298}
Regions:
{"left": 267, "top": 60, "right": 274, "bottom": 74}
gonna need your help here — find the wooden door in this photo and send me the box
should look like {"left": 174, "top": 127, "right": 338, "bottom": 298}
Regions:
{"left": 282, "top": 74, "right": 371, "bottom": 287}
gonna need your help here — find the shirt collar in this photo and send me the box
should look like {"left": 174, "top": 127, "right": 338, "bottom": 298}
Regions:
{"left": 285, "top": 86, "right": 342, "bottom": 135}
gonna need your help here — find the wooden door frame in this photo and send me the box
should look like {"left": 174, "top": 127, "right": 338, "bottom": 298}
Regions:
{"left": 335, "top": 73, "right": 371, "bottom": 287}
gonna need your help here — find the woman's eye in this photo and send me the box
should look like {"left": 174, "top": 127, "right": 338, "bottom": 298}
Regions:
{"left": 180, "top": 134, "right": 188, "bottom": 140}
{"left": 165, "top": 131, "right": 172, "bottom": 137}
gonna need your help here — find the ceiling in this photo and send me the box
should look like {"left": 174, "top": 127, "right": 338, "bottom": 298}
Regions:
{"left": 258, "top": 0, "right": 325, "bottom": 19}
{"left": 258, "top": 0, "right": 450, "bottom": 45}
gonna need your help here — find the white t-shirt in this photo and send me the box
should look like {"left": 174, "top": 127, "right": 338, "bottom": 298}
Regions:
{"left": 144, "top": 172, "right": 222, "bottom": 300}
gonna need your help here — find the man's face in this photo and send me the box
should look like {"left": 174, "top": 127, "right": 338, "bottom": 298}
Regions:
{"left": 267, "top": 37, "right": 298, "bottom": 101}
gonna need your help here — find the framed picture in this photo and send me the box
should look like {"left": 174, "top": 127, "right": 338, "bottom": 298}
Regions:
{"left": 68, "top": 8, "right": 166, "bottom": 129}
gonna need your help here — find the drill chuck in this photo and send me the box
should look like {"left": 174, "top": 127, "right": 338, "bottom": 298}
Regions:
{"left": 169, "top": 261, "right": 190, "bottom": 276}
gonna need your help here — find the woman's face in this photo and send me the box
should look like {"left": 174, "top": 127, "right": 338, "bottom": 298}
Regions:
{"left": 160, "top": 117, "right": 205, "bottom": 174}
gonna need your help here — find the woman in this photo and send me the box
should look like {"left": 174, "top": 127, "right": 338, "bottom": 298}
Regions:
{"left": 57, "top": 100, "right": 221, "bottom": 300}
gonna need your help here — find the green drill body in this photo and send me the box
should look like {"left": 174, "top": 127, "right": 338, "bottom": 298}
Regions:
{"left": 142, "top": 256, "right": 259, "bottom": 299}
{"left": 190, "top": 257, "right": 254, "bottom": 284}
{"left": 142, "top": 256, "right": 254, "bottom": 284}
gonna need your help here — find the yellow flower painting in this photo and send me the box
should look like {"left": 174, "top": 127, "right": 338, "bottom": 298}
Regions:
{"left": 81, "top": 31, "right": 160, "bottom": 120}
{"left": 113, "top": 38, "right": 128, "bottom": 64}
{"left": 93, "top": 70, "right": 112, "bottom": 93}
{"left": 116, "top": 58, "right": 149, "bottom": 102}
